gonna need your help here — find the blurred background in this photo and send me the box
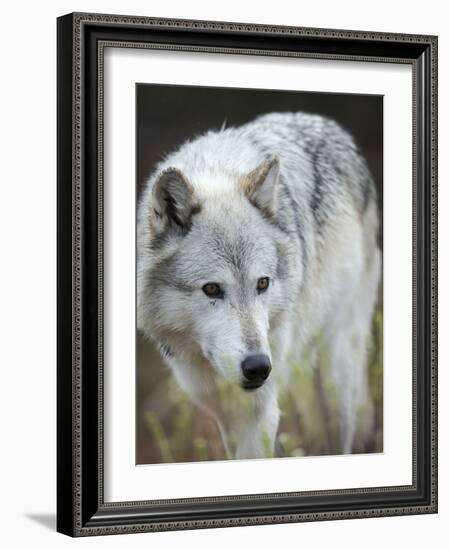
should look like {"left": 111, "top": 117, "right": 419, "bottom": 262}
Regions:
{"left": 136, "top": 84, "right": 383, "bottom": 464}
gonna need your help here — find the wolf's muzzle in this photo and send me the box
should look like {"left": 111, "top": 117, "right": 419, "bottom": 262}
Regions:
{"left": 241, "top": 354, "right": 272, "bottom": 390}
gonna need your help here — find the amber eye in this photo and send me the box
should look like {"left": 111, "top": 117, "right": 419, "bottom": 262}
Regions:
{"left": 202, "top": 283, "right": 223, "bottom": 299}
{"left": 257, "top": 277, "right": 270, "bottom": 293}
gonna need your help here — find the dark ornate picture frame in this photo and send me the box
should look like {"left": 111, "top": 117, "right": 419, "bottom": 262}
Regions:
{"left": 57, "top": 12, "right": 438, "bottom": 537}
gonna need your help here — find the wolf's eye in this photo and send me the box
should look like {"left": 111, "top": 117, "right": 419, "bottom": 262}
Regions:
{"left": 257, "top": 277, "right": 270, "bottom": 293}
{"left": 202, "top": 283, "right": 223, "bottom": 299}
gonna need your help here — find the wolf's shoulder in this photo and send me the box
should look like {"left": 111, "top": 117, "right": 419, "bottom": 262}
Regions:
{"left": 241, "top": 111, "right": 355, "bottom": 148}
{"left": 242, "top": 111, "right": 376, "bottom": 218}
{"left": 248, "top": 111, "right": 338, "bottom": 130}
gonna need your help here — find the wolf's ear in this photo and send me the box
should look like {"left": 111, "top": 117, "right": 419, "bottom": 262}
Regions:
{"left": 151, "top": 168, "right": 199, "bottom": 233}
{"left": 240, "top": 157, "right": 280, "bottom": 215}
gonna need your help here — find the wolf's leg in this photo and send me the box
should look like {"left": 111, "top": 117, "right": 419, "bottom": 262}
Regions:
{"left": 328, "top": 246, "right": 380, "bottom": 454}
{"left": 338, "top": 350, "right": 359, "bottom": 454}
{"left": 235, "top": 316, "right": 295, "bottom": 458}
{"left": 234, "top": 381, "right": 280, "bottom": 459}
{"left": 164, "top": 356, "right": 233, "bottom": 458}
{"left": 166, "top": 355, "right": 279, "bottom": 459}
{"left": 329, "top": 316, "right": 377, "bottom": 454}
{"left": 192, "top": 378, "right": 280, "bottom": 460}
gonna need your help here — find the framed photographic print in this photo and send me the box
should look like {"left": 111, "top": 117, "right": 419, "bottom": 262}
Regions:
{"left": 57, "top": 12, "right": 438, "bottom": 536}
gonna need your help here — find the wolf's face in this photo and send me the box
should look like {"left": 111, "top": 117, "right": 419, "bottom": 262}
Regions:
{"left": 138, "top": 159, "right": 300, "bottom": 390}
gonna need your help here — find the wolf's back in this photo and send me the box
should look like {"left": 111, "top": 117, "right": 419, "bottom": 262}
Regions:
{"left": 240, "top": 112, "right": 377, "bottom": 226}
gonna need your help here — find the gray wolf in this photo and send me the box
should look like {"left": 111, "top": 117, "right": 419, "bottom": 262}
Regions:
{"left": 137, "top": 111, "right": 381, "bottom": 459}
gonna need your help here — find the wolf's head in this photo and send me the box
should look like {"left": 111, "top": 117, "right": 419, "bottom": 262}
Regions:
{"left": 137, "top": 158, "right": 301, "bottom": 391}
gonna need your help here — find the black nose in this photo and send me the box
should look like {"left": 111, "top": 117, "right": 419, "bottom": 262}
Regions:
{"left": 241, "top": 354, "right": 272, "bottom": 390}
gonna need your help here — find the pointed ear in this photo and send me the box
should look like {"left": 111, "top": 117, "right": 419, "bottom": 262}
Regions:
{"left": 240, "top": 157, "right": 280, "bottom": 215}
{"left": 151, "top": 168, "right": 199, "bottom": 233}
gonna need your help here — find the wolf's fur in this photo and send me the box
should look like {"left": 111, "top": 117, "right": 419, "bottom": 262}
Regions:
{"left": 137, "top": 112, "right": 381, "bottom": 459}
